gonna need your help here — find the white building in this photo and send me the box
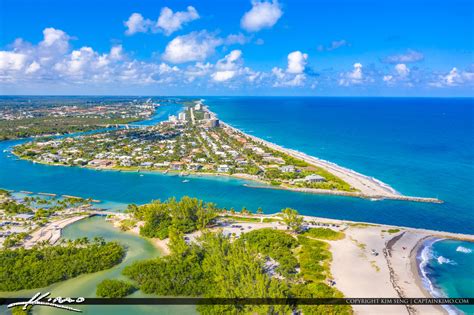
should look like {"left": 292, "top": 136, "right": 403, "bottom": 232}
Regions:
{"left": 304, "top": 174, "right": 326, "bottom": 183}
{"left": 280, "top": 165, "right": 295, "bottom": 173}
{"left": 178, "top": 112, "right": 187, "bottom": 121}
{"left": 217, "top": 165, "right": 230, "bottom": 173}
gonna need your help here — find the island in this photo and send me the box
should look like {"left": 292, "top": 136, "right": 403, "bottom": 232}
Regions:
{"left": 12, "top": 100, "right": 441, "bottom": 203}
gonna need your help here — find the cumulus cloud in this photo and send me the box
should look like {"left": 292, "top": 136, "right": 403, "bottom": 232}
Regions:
{"left": 395, "top": 63, "right": 410, "bottom": 77}
{"left": 0, "top": 28, "right": 179, "bottom": 85}
{"left": 124, "top": 6, "right": 199, "bottom": 36}
{"left": 215, "top": 50, "right": 243, "bottom": 71}
{"left": 211, "top": 50, "right": 243, "bottom": 82}
{"left": 382, "top": 49, "right": 424, "bottom": 64}
{"left": 339, "top": 63, "right": 365, "bottom": 86}
{"left": 124, "top": 13, "right": 151, "bottom": 35}
{"left": 212, "top": 70, "right": 236, "bottom": 82}
{"left": 0, "top": 52, "right": 27, "bottom": 72}
{"left": 430, "top": 67, "right": 474, "bottom": 87}
{"left": 156, "top": 6, "right": 200, "bottom": 36}
{"left": 162, "top": 31, "right": 223, "bottom": 64}
{"left": 317, "top": 39, "right": 350, "bottom": 52}
{"left": 287, "top": 51, "right": 308, "bottom": 74}
{"left": 184, "top": 62, "right": 213, "bottom": 81}
{"left": 241, "top": 0, "right": 283, "bottom": 32}
{"left": 271, "top": 51, "right": 309, "bottom": 87}
{"left": 382, "top": 63, "right": 411, "bottom": 85}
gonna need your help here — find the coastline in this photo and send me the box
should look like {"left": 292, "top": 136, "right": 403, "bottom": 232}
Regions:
{"left": 11, "top": 148, "right": 443, "bottom": 204}
{"left": 414, "top": 238, "right": 463, "bottom": 315}
{"left": 217, "top": 118, "right": 442, "bottom": 203}
{"left": 111, "top": 220, "right": 170, "bottom": 256}
{"left": 5, "top": 101, "right": 443, "bottom": 204}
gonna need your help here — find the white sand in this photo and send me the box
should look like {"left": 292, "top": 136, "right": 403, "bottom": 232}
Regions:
{"left": 330, "top": 225, "right": 449, "bottom": 314}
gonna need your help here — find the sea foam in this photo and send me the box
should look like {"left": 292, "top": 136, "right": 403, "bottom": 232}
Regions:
{"left": 456, "top": 246, "right": 472, "bottom": 254}
{"left": 437, "top": 256, "right": 456, "bottom": 265}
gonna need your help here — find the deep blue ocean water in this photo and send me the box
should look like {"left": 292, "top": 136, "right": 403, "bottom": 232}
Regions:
{"left": 0, "top": 97, "right": 472, "bottom": 306}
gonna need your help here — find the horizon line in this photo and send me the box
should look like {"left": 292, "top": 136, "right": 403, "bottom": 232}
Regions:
{"left": 1, "top": 95, "right": 473, "bottom": 99}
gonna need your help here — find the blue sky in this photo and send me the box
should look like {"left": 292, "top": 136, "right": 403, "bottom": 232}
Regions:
{"left": 0, "top": 0, "right": 473, "bottom": 96}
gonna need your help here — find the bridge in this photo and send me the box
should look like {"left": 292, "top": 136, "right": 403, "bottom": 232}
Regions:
{"left": 87, "top": 210, "right": 128, "bottom": 217}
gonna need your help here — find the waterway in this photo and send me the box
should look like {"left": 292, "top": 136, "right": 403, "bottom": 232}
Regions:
{"left": 1, "top": 97, "right": 473, "bottom": 314}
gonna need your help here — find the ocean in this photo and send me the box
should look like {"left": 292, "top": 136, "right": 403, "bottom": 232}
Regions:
{"left": 206, "top": 96, "right": 474, "bottom": 313}
{"left": 0, "top": 96, "right": 472, "bottom": 310}
{"left": 419, "top": 239, "right": 474, "bottom": 314}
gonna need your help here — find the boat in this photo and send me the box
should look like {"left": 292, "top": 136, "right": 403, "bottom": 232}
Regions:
{"left": 182, "top": 179, "right": 190, "bottom": 183}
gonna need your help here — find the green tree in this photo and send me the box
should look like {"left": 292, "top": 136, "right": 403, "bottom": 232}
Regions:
{"left": 168, "top": 228, "right": 188, "bottom": 256}
{"left": 281, "top": 208, "right": 303, "bottom": 233}
{"left": 96, "top": 279, "right": 136, "bottom": 298}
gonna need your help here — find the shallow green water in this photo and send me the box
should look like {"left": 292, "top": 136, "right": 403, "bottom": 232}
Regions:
{"left": 2, "top": 216, "right": 195, "bottom": 315}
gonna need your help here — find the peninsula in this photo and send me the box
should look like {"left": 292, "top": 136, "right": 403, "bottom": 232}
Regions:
{"left": 12, "top": 100, "right": 441, "bottom": 203}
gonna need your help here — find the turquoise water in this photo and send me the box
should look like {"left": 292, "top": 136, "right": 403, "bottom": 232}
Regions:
{"left": 1, "top": 97, "right": 473, "bottom": 309}
{"left": 1, "top": 97, "right": 472, "bottom": 234}
{"left": 419, "top": 239, "right": 474, "bottom": 314}
{"left": 1, "top": 216, "right": 195, "bottom": 315}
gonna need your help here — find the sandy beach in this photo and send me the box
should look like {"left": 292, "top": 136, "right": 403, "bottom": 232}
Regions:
{"left": 112, "top": 210, "right": 472, "bottom": 315}
{"left": 220, "top": 119, "right": 441, "bottom": 203}
{"left": 11, "top": 109, "right": 442, "bottom": 204}
{"left": 326, "top": 218, "right": 474, "bottom": 315}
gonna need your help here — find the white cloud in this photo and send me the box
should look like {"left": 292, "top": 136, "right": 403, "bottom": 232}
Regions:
{"left": 317, "top": 39, "right": 350, "bottom": 52}
{"left": 287, "top": 51, "right": 307, "bottom": 74}
{"left": 444, "top": 67, "right": 460, "bottom": 86}
{"left": 225, "top": 33, "right": 250, "bottom": 45}
{"left": 212, "top": 70, "right": 236, "bottom": 82}
{"left": 25, "top": 61, "right": 41, "bottom": 74}
{"left": 0, "top": 28, "right": 176, "bottom": 85}
{"left": 241, "top": 0, "right": 283, "bottom": 32}
{"left": 185, "top": 62, "right": 212, "bottom": 80}
{"left": 272, "top": 66, "right": 306, "bottom": 87}
{"left": 124, "top": 13, "right": 151, "bottom": 35}
{"left": 212, "top": 50, "right": 244, "bottom": 82}
{"left": 156, "top": 6, "right": 199, "bottom": 36}
{"left": 0, "top": 51, "right": 28, "bottom": 71}
{"left": 216, "top": 50, "right": 242, "bottom": 70}
{"left": 158, "top": 62, "right": 179, "bottom": 74}
{"left": 383, "top": 49, "right": 424, "bottom": 64}
{"left": 430, "top": 67, "right": 474, "bottom": 87}
{"left": 125, "top": 6, "right": 200, "bottom": 36}
{"left": 271, "top": 51, "right": 309, "bottom": 87}
{"left": 339, "top": 63, "right": 365, "bottom": 86}
{"left": 395, "top": 63, "right": 410, "bottom": 77}
{"left": 40, "top": 28, "right": 70, "bottom": 54}
{"left": 162, "top": 31, "right": 223, "bottom": 64}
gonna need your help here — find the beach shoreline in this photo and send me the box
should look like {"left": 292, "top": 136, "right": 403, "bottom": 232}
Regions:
{"left": 11, "top": 148, "right": 443, "bottom": 204}
{"left": 5, "top": 102, "right": 443, "bottom": 204}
